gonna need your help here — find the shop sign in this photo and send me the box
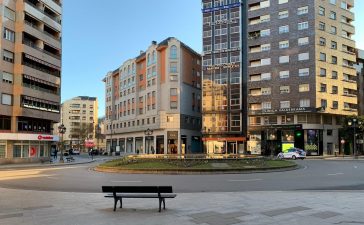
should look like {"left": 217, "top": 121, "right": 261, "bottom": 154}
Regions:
{"left": 167, "top": 131, "right": 178, "bottom": 139}
{"left": 250, "top": 107, "right": 315, "bottom": 115}
{"left": 37, "top": 135, "right": 54, "bottom": 141}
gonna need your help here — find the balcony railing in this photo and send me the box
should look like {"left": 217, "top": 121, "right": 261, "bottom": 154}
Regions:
{"left": 24, "top": 0, "right": 61, "bottom": 24}
{"left": 23, "top": 39, "right": 61, "bottom": 60}
{"left": 24, "top": 20, "right": 61, "bottom": 41}
{"left": 23, "top": 61, "right": 60, "bottom": 77}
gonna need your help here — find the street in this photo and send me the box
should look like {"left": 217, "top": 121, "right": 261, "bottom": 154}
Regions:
{"left": 1, "top": 159, "right": 364, "bottom": 193}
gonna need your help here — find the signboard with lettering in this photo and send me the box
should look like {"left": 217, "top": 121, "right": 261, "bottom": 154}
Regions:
{"left": 250, "top": 107, "right": 316, "bottom": 115}
{"left": 202, "top": 3, "right": 240, "bottom": 13}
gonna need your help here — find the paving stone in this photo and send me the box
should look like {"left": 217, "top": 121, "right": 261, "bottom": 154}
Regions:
{"left": 23, "top": 205, "right": 53, "bottom": 210}
{"left": 311, "top": 211, "right": 342, "bottom": 219}
{"left": 262, "top": 206, "right": 311, "bottom": 217}
{"left": 189, "top": 211, "right": 218, "bottom": 219}
{"left": 0, "top": 213, "right": 23, "bottom": 219}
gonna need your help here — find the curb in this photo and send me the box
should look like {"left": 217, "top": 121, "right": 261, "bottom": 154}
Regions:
{"left": 94, "top": 164, "right": 298, "bottom": 175}
{"left": 0, "top": 159, "right": 96, "bottom": 170}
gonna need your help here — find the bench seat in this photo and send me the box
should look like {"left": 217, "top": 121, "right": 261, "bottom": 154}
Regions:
{"left": 102, "top": 186, "right": 176, "bottom": 212}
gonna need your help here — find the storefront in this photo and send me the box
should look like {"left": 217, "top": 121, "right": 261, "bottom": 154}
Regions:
{"left": 203, "top": 137, "right": 246, "bottom": 155}
{"left": 167, "top": 131, "right": 178, "bottom": 154}
{"left": 0, "top": 133, "right": 59, "bottom": 164}
{"left": 126, "top": 137, "right": 133, "bottom": 153}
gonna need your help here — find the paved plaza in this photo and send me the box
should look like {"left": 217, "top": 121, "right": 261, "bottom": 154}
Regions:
{"left": 0, "top": 188, "right": 363, "bottom": 225}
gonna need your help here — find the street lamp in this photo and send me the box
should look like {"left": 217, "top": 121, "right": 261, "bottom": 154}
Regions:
{"left": 347, "top": 118, "right": 362, "bottom": 159}
{"left": 58, "top": 123, "right": 66, "bottom": 163}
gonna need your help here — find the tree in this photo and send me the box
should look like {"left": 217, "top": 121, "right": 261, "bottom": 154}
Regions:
{"left": 70, "top": 122, "right": 94, "bottom": 151}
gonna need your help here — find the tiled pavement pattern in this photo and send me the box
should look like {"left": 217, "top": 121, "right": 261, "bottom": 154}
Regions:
{"left": 1, "top": 188, "right": 364, "bottom": 225}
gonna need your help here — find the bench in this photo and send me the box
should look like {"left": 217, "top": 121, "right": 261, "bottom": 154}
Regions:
{"left": 66, "top": 156, "right": 74, "bottom": 162}
{"left": 102, "top": 186, "right": 177, "bottom": 212}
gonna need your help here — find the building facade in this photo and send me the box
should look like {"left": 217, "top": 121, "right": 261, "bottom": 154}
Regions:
{"left": 104, "top": 37, "right": 202, "bottom": 155}
{"left": 202, "top": 0, "right": 247, "bottom": 155}
{"left": 0, "top": 0, "right": 62, "bottom": 163}
{"left": 202, "top": 0, "right": 357, "bottom": 156}
{"left": 57, "top": 96, "right": 98, "bottom": 151}
{"left": 356, "top": 49, "right": 364, "bottom": 116}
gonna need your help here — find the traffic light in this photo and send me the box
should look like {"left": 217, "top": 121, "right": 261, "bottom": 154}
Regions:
{"left": 295, "top": 130, "right": 303, "bottom": 138}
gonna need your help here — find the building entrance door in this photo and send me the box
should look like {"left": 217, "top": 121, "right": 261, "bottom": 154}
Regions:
{"left": 228, "top": 142, "right": 237, "bottom": 154}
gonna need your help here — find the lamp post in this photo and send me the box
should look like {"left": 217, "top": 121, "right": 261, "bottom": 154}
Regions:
{"left": 144, "top": 128, "right": 153, "bottom": 154}
{"left": 58, "top": 124, "right": 66, "bottom": 163}
{"left": 347, "top": 118, "right": 362, "bottom": 159}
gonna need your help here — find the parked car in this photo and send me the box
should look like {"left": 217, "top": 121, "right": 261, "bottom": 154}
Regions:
{"left": 278, "top": 148, "right": 306, "bottom": 160}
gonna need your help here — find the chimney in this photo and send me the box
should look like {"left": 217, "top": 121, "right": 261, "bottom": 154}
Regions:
{"left": 152, "top": 40, "right": 157, "bottom": 45}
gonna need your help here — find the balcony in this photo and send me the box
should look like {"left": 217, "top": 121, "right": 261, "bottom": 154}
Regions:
{"left": 23, "top": 38, "right": 61, "bottom": 60}
{"left": 24, "top": 0, "right": 61, "bottom": 32}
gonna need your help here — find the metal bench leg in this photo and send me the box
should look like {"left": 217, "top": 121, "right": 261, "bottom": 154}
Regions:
{"left": 114, "top": 198, "right": 117, "bottom": 211}
{"left": 159, "top": 198, "right": 162, "bottom": 212}
{"left": 163, "top": 198, "right": 166, "bottom": 210}
{"left": 119, "top": 198, "right": 123, "bottom": 208}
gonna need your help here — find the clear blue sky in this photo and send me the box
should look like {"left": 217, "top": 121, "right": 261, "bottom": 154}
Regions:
{"left": 62, "top": 0, "right": 364, "bottom": 118}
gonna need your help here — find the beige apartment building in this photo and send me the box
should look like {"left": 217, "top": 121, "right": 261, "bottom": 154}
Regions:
{"left": 56, "top": 96, "right": 98, "bottom": 151}
{"left": 0, "top": 0, "right": 62, "bottom": 163}
{"left": 104, "top": 37, "right": 202, "bottom": 155}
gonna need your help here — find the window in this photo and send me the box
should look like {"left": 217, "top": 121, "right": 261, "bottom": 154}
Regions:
{"left": 3, "top": 50, "right": 14, "bottom": 63}
{"left": 280, "top": 86, "right": 290, "bottom": 94}
{"left": 279, "top": 40, "right": 289, "bottom": 49}
{"left": 262, "top": 102, "right": 271, "bottom": 109}
{"left": 4, "top": 7, "right": 15, "bottom": 21}
{"left": 170, "top": 88, "right": 178, "bottom": 109}
{"left": 170, "top": 62, "right": 177, "bottom": 73}
{"left": 319, "top": 7, "right": 325, "bottom": 16}
{"left": 319, "top": 37, "right": 326, "bottom": 46}
{"left": 279, "top": 56, "right": 289, "bottom": 64}
{"left": 298, "top": 21, "right": 308, "bottom": 30}
{"left": 331, "top": 41, "right": 337, "bottom": 49}
{"left": 298, "top": 37, "right": 309, "bottom": 45}
{"left": 298, "top": 6, "right": 308, "bottom": 15}
{"left": 279, "top": 71, "right": 290, "bottom": 79}
{"left": 300, "top": 99, "right": 310, "bottom": 107}
{"left": 330, "top": 26, "right": 337, "bottom": 34}
{"left": 332, "top": 101, "right": 338, "bottom": 109}
{"left": 261, "top": 29, "right": 270, "bottom": 37}
{"left": 230, "top": 26, "right": 240, "bottom": 34}
{"left": 260, "top": 15, "right": 270, "bottom": 23}
{"left": 299, "top": 68, "right": 309, "bottom": 76}
{"left": 321, "top": 99, "right": 327, "bottom": 108}
{"left": 299, "top": 84, "right": 310, "bottom": 92}
{"left": 3, "top": 28, "right": 15, "bottom": 42}
{"left": 279, "top": 0, "right": 288, "bottom": 4}
{"left": 319, "top": 22, "right": 325, "bottom": 31}
{"left": 320, "top": 83, "right": 327, "bottom": 92}
{"left": 280, "top": 101, "right": 290, "bottom": 109}
{"left": 1, "top": 93, "right": 12, "bottom": 105}
{"left": 2, "top": 72, "right": 13, "bottom": 84}
{"left": 261, "top": 73, "right": 271, "bottom": 80}
{"left": 330, "top": 11, "right": 336, "bottom": 20}
{"left": 320, "top": 52, "right": 326, "bottom": 61}
{"left": 332, "top": 56, "right": 337, "bottom": 64}
{"left": 320, "top": 68, "right": 326, "bottom": 77}
{"left": 170, "top": 45, "right": 177, "bottom": 59}
{"left": 332, "top": 71, "right": 338, "bottom": 79}
{"left": 298, "top": 52, "right": 309, "bottom": 61}
{"left": 261, "top": 88, "right": 271, "bottom": 95}
{"left": 279, "top": 10, "right": 289, "bottom": 19}
{"left": 332, "top": 86, "right": 338, "bottom": 94}
{"left": 279, "top": 25, "right": 289, "bottom": 34}
{"left": 330, "top": 0, "right": 336, "bottom": 5}
{"left": 261, "top": 58, "right": 271, "bottom": 66}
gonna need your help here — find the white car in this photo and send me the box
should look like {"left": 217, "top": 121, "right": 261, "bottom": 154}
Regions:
{"left": 72, "top": 149, "right": 80, "bottom": 155}
{"left": 278, "top": 148, "right": 306, "bottom": 160}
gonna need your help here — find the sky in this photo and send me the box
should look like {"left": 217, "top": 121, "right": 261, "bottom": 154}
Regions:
{"left": 62, "top": 0, "right": 364, "bottom": 118}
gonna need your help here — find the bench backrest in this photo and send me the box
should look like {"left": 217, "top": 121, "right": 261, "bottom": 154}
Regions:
{"left": 102, "top": 186, "right": 173, "bottom": 194}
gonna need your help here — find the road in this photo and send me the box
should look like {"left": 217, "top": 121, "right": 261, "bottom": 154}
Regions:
{"left": 0, "top": 159, "right": 364, "bottom": 193}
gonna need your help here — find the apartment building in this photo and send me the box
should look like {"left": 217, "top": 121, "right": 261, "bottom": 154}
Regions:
{"left": 103, "top": 37, "right": 202, "bottom": 155}
{"left": 57, "top": 96, "right": 98, "bottom": 151}
{"left": 356, "top": 49, "right": 364, "bottom": 115}
{"left": 202, "top": 0, "right": 357, "bottom": 156}
{"left": 0, "top": 0, "right": 62, "bottom": 163}
{"left": 202, "top": 0, "right": 247, "bottom": 155}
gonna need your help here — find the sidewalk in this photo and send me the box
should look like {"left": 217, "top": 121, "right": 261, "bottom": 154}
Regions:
{"left": 0, "top": 188, "right": 363, "bottom": 225}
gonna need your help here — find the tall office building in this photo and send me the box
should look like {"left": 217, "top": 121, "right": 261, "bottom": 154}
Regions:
{"left": 0, "top": 0, "right": 62, "bottom": 163}
{"left": 356, "top": 49, "right": 364, "bottom": 116}
{"left": 202, "top": 0, "right": 247, "bottom": 155}
{"left": 104, "top": 38, "right": 202, "bottom": 155}
{"left": 202, "top": 0, "right": 357, "bottom": 156}
{"left": 57, "top": 96, "right": 98, "bottom": 151}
